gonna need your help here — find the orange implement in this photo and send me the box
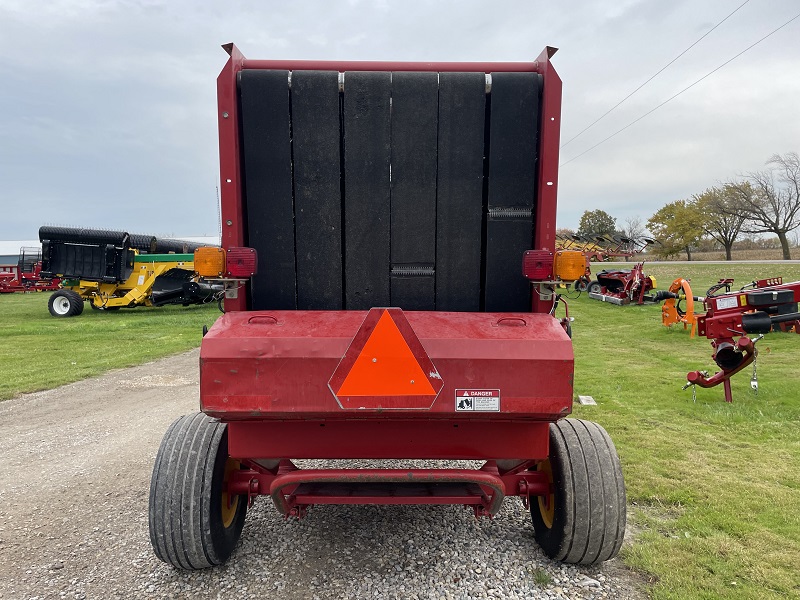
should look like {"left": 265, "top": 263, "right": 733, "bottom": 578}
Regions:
{"left": 661, "top": 278, "right": 696, "bottom": 337}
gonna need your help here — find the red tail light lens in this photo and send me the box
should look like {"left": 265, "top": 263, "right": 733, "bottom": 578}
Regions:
{"left": 522, "top": 250, "right": 553, "bottom": 281}
{"left": 226, "top": 247, "right": 257, "bottom": 278}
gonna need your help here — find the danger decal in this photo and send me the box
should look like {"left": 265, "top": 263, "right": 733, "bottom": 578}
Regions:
{"left": 455, "top": 389, "right": 500, "bottom": 412}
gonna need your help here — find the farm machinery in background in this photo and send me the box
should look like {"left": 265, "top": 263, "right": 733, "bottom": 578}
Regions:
{"left": 657, "top": 276, "right": 800, "bottom": 402}
{"left": 660, "top": 276, "right": 798, "bottom": 337}
{"left": 585, "top": 262, "right": 659, "bottom": 306}
{"left": 39, "top": 226, "right": 254, "bottom": 317}
{"left": 555, "top": 232, "right": 656, "bottom": 291}
{"left": 147, "top": 45, "right": 628, "bottom": 572}
{"left": 0, "top": 247, "right": 61, "bottom": 293}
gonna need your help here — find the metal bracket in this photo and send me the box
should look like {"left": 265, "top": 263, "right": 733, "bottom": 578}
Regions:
{"left": 536, "top": 283, "right": 554, "bottom": 302}
{"left": 518, "top": 479, "right": 530, "bottom": 509}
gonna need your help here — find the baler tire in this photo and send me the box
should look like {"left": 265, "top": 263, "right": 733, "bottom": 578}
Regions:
{"left": 148, "top": 412, "right": 248, "bottom": 570}
{"left": 530, "top": 418, "right": 626, "bottom": 565}
{"left": 587, "top": 281, "right": 602, "bottom": 295}
{"left": 573, "top": 278, "right": 589, "bottom": 292}
{"left": 48, "top": 290, "right": 84, "bottom": 317}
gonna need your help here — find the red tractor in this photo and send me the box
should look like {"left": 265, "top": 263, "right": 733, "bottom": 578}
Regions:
{"left": 147, "top": 44, "right": 626, "bottom": 570}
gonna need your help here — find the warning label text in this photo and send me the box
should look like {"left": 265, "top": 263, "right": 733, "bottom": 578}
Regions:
{"left": 455, "top": 389, "right": 500, "bottom": 412}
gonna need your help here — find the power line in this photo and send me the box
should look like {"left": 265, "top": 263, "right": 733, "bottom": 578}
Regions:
{"left": 560, "top": 0, "right": 751, "bottom": 149}
{"left": 560, "top": 10, "right": 800, "bottom": 168}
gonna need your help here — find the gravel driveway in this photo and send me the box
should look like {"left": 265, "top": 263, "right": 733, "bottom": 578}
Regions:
{"left": 0, "top": 350, "right": 647, "bottom": 599}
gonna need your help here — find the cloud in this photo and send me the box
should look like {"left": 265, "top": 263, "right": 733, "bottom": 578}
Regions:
{"left": 0, "top": 0, "right": 798, "bottom": 240}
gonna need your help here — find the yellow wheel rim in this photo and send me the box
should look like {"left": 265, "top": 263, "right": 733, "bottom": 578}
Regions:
{"left": 221, "top": 458, "right": 240, "bottom": 529}
{"left": 537, "top": 459, "right": 555, "bottom": 529}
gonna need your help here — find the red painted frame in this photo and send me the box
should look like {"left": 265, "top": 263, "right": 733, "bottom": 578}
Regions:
{"left": 227, "top": 459, "right": 551, "bottom": 517}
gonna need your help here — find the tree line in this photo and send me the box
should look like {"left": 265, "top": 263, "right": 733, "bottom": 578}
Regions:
{"left": 568, "top": 151, "right": 800, "bottom": 261}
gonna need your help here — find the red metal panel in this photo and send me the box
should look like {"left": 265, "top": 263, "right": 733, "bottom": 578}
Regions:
{"left": 531, "top": 47, "right": 562, "bottom": 314}
{"left": 201, "top": 310, "right": 573, "bottom": 420}
{"left": 227, "top": 420, "right": 550, "bottom": 460}
{"left": 241, "top": 59, "right": 542, "bottom": 74}
{"left": 217, "top": 44, "right": 248, "bottom": 311}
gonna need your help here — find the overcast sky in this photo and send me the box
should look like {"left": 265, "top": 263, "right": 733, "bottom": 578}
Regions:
{"left": 1, "top": 0, "right": 798, "bottom": 243}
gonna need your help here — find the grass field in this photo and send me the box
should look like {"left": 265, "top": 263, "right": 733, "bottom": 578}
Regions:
{"left": 0, "top": 293, "right": 220, "bottom": 400}
{"left": 570, "top": 262, "right": 800, "bottom": 600}
{"left": 2, "top": 264, "right": 799, "bottom": 599}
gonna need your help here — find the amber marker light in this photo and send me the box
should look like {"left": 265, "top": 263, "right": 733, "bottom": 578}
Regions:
{"left": 194, "top": 247, "right": 227, "bottom": 277}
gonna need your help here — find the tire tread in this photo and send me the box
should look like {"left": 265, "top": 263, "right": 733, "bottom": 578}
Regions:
{"left": 530, "top": 418, "right": 626, "bottom": 566}
{"left": 149, "top": 412, "right": 246, "bottom": 570}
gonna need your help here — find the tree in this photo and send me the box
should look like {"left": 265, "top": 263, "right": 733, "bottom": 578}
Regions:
{"left": 693, "top": 185, "right": 746, "bottom": 261}
{"left": 724, "top": 152, "right": 800, "bottom": 260}
{"left": 646, "top": 200, "right": 705, "bottom": 260}
{"left": 619, "top": 216, "right": 647, "bottom": 258}
{"left": 621, "top": 216, "right": 645, "bottom": 242}
{"left": 555, "top": 227, "right": 576, "bottom": 238}
{"left": 578, "top": 210, "right": 616, "bottom": 237}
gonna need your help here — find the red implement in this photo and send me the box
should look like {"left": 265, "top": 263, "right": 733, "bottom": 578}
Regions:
{"left": 148, "top": 44, "right": 627, "bottom": 571}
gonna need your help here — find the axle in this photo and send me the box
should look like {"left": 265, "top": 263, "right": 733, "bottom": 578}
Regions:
{"left": 226, "top": 459, "right": 551, "bottom": 518}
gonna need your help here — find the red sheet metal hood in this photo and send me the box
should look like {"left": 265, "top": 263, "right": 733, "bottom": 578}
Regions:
{"left": 200, "top": 309, "right": 573, "bottom": 421}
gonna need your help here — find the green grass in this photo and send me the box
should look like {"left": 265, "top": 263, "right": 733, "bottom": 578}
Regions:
{"left": 0, "top": 293, "right": 220, "bottom": 400}
{"left": 569, "top": 262, "right": 800, "bottom": 600}
{"left": 2, "top": 264, "right": 799, "bottom": 598}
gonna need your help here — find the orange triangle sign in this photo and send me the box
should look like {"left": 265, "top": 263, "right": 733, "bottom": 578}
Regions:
{"left": 329, "top": 308, "right": 443, "bottom": 410}
{"left": 338, "top": 311, "right": 436, "bottom": 396}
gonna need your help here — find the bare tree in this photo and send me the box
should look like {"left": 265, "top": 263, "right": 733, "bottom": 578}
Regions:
{"left": 694, "top": 186, "right": 746, "bottom": 261}
{"left": 620, "top": 216, "right": 643, "bottom": 239}
{"left": 726, "top": 152, "right": 800, "bottom": 260}
{"left": 619, "top": 216, "right": 646, "bottom": 260}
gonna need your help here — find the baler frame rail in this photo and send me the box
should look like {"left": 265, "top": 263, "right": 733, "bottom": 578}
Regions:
{"left": 227, "top": 459, "right": 551, "bottom": 518}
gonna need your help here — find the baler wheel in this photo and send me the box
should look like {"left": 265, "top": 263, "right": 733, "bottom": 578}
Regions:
{"left": 48, "top": 290, "right": 84, "bottom": 317}
{"left": 148, "top": 413, "right": 248, "bottom": 570}
{"left": 587, "top": 281, "right": 602, "bottom": 295}
{"left": 530, "top": 418, "right": 626, "bottom": 565}
{"left": 573, "top": 278, "right": 589, "bottom": 292}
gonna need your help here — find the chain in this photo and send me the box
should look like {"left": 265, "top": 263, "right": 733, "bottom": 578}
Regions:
{"left": 750, "top": 335, "right": 764, "bottom": 395}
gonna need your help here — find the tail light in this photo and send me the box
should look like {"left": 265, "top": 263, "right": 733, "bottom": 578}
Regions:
{"left": 522, "top": 250, "right": 553, "bottom": 281}
{"left": 226, "top": 247, "right": 257, "bottom": 278}
{"left": 194, "top": 247, "right": 226, "bottom": 277}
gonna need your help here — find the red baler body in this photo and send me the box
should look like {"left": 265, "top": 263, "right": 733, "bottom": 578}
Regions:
{"left": 203, "top": 46, "right": 569, "bottom": 516}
